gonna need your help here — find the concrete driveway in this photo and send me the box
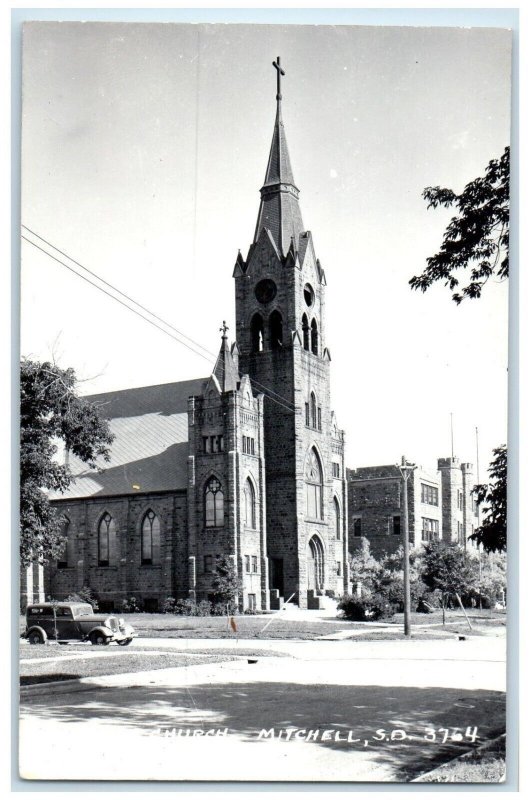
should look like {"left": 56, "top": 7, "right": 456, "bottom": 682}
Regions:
{"left": 19, "top": 635, "right": 505, "bottom": 783}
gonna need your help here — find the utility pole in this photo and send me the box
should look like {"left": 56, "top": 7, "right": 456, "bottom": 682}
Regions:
{"left": 398, "top": 456, "right": 417, "bottom": 637}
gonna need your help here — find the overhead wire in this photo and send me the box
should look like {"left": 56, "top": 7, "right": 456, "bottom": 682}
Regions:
{"left": 21, "top": 229, "right": 296, "bottom": 415}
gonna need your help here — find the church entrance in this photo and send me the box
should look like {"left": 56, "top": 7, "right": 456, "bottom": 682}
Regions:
{"left": 307, "top": 535, "right": 324, "bottom": 594}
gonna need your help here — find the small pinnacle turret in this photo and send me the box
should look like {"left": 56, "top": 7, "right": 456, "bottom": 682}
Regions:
{"left": 212, "top": 322, "right": 240, "bottom": 392}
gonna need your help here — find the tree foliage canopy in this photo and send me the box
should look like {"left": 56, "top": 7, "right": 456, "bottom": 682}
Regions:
{"left": 470, "top": 445, "right": 507, "bottom": 552}
{"left": 20, "top": 359, "right": 114, "bottom": 567}
{"left": 410, "top": 146, "right": 509, "bottom": 304}
{"left": 421, "top": 540, "right": 477, "bottom": 599}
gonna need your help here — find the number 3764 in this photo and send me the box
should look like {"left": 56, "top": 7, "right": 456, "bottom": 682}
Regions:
{"left": 373, "top": 727, "right": 479, "bottom": 743}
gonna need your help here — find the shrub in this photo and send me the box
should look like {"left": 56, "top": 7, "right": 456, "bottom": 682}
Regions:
{"left": 196, "top": 599, "right": 213, "bottom": 616}
{"left": 174, "top": 599, "right": 195, "bottom": 616}
{"left": 65, "top": 586, "right": 99, "bottom": 611}
{"left": 173, "top": 598, "right": 212, "bottom": 616}
{"left": 161, "top": 597, "right": 177, "bottom": 614}
{"left": 119, "top": 596, "right": 143, "bottom": 613}
{"left": 337, "top": 592, "right": 392, "bottom": 621}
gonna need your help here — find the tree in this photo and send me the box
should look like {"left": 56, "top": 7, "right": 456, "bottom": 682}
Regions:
{"left": 375, "top": 547, "right": 426, "bottom": 612}
{"left": 420, "top": 541, "right": 477, "bottom": 624}
{"left": 410, "top": 147, "right": 509, "bottom": 304}
{"left": 348, "top": 537, "right": 381, "bottom": 597}
{"left": 210, "top": 555, "right": 243, "bottom": 613}
{"left": 470, "top": 445, "right": 507, "bottom": 553}
{"left": 20, "top": 359, "right": 114, "bottom": 567}
{"left": 465, "top": 550, "right": 506, "bottom": 609}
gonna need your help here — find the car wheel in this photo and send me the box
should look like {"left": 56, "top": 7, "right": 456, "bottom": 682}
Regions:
{"left": 90, "top": 632, "right": 109, "bottom": 646}
{"left": 28, "top": 630, "right": 44, "bottom": 645}
{"left": 117, "top": 638, "right": 132, "bottom": 646}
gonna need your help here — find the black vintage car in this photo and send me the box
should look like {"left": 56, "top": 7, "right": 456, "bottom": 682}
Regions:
{"left": 23, "top": 602, "right": 137, "bottom": 646}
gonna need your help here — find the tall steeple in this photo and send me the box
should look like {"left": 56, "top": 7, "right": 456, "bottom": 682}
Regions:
{"left": 253, "top": 57, "right": 305, "bottom": 256}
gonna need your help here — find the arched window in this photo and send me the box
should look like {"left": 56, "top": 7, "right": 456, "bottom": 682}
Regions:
{"left": 269, "top": 310, "right": 283, "bottom": 349}
{"left": 98, "top": 512, "right": 116, "bottom": 567}
{"left": 301, "top": 314, "right": 309, "bottom": 351}
{"left": 141, "top": 509, "right": 160, "bottom": 565}
{"left": 311, "top": 319, "right": 319, "bottom": 355}
{"left": 57, "top": 516, "right": 71, "bottom": 569}
{"left": 243, "top": 478, "right": 256, "bottom": 529}
{"left": 205, "top": 477, "right": 224, "bottom": 527}
{"left": 310, "top": 392, "right": 317, "bottom": 429}
{"left": 333, "top": 497, "right": 341, "bottom": 540}
{"left": 251, "top": 313, "right": 264, "bottom": 352}
{"left": 305, "top": 448, "right": 323, "bottom": 520}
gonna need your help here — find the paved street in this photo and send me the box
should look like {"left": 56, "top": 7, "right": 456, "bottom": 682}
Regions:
{"left": 19, "top": 634, "right": 505, "bottom": 782}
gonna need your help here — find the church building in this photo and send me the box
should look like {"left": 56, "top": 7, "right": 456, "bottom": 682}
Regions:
{"left": 30, "top": 59, "right": 350, "bottom": 612}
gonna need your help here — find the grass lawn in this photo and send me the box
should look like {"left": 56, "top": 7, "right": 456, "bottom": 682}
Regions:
{"left": 19, "top": 607, "right": 506, "bottom": 641}
{"left": 19, "top": 644, "right": 244, "bottom": 686}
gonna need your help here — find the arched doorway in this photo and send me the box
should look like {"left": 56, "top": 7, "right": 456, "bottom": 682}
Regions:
{"left": 307, "top": 535, "right": 325, "bottom": 593}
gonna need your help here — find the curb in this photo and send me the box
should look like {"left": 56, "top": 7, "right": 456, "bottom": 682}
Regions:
{"left": 410, "top": 733, "right": 506, "bottom": 783}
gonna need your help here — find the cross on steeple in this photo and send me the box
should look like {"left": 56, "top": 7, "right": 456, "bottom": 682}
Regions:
{"left": 272, "top": 56, "right": 285, "bottom": 101}
{"left": 220, "top": 321, "right": 229, "bottom": 338}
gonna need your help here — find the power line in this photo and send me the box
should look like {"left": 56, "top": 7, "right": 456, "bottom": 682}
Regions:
{"left": 22, "top": 225, "right": 295, "bottom": 410}
{"left": 22, "top": 224, "right": 214, "bottom": 359}
{"left": 21, "top": 229, "right": 296, "bottom": 415}
{"left": 21, "top": 235, "right": 214, "bottom": 363}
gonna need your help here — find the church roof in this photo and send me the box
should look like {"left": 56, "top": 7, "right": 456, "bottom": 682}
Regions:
{"left": 253, "top": 97, "right": 305, "bottom": 256}
{"left": 51, "top": 378, "right": 207, "bottom": 499}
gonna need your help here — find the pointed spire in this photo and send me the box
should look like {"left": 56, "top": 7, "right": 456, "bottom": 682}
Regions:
{"left": 212, "top": 322, "right": 240, "bottom": 393}
{"left": 253, "top": 57, "right": 305, "bottom": 257}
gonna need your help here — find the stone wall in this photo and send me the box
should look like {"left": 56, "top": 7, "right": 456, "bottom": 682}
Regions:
{"left": 46, "top": 490, "right": 188, "bottom": 611}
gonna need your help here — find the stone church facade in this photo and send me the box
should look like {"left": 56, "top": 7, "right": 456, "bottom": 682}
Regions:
{"left": 30, "top": 62, "right": 350, "bottom": 612}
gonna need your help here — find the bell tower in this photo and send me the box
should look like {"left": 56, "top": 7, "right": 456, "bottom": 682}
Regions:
{"left": 233, "top": 58, "right": 348, "bottom": 608}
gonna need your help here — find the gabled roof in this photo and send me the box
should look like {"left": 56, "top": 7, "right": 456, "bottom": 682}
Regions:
{"left": 51, "top": 378, "right": 207, "bottom": 499}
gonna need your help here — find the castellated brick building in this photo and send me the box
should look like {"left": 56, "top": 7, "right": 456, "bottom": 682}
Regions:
{"left": 347, "top": 457, "right": 479, "bottom": 560}
{"left": 26, "top": 62, "right": 350, "bottom": 612}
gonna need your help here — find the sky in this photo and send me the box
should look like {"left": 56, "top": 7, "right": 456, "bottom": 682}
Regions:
{"left": 20, "top": 21, "right": 512, "bottom": 478}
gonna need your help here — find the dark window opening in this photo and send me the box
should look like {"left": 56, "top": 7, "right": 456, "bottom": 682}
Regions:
{"left": 310, "top": 393, "right": 317, "bottom": 429}
{"left": 98, "top": 512, "right": 115, "bottom": 567}
{"left": 392, "top": 515, "right": 401, "bottom": 536}
{"left": 269, "top": 310, "right": 283, "bottom": 349}
{"left": 302, "top": 314, "right": 309, "bottom": 351}
{"left": 353, "top": 517, "right": 362, "bottom": 537}
{"left": 311, "top": 319, "right": 319, "bottom": 355}
{"left": 144, "top": 598, "right": 159, "bottom": 613}
{"left": 304, "top": 283, "right": 315, "bottom": 307}
{"left": 251, "top": 314, "right": 265, "bottom": 352}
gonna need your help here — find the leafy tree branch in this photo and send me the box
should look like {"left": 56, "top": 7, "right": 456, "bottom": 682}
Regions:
{"left": 410, "top": 146, "right": 509, "bottom": 304}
